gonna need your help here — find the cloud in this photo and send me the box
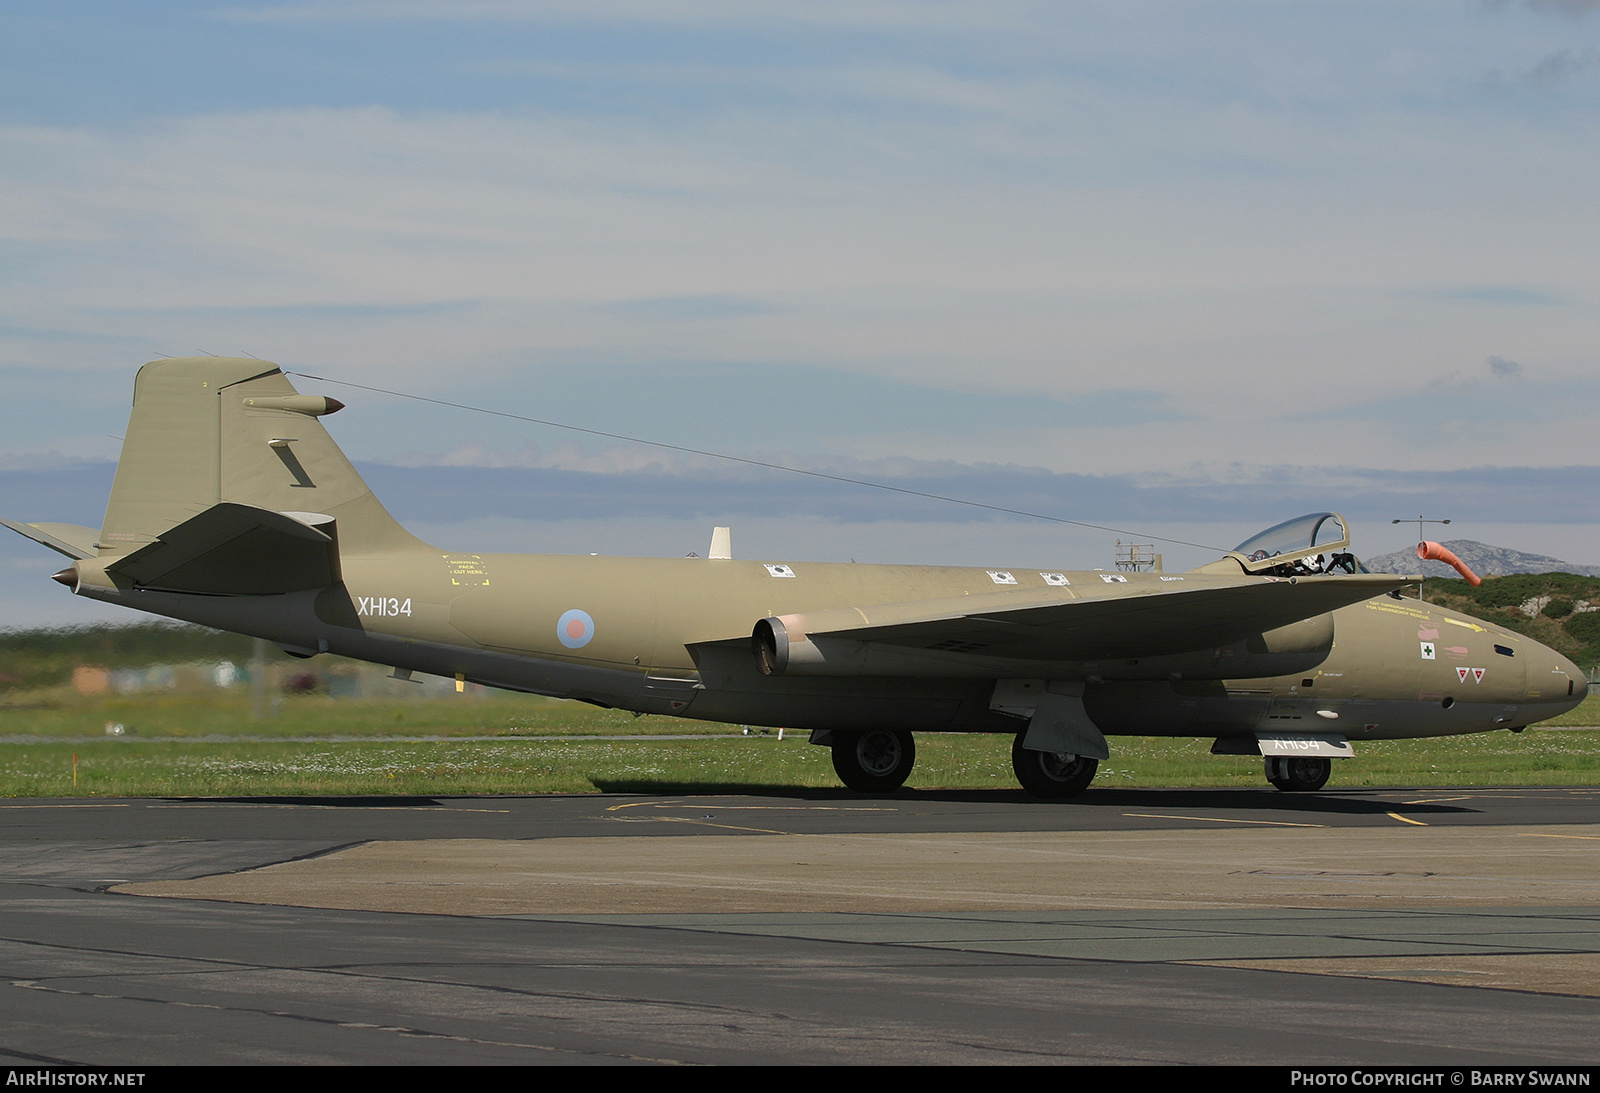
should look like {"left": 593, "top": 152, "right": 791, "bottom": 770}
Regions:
{"left": 1523, "top": 0, "right": 1600, "bottom": 17}
{"left": 1429, "top": 353, "right": 1525, "bottom": 386}
{"left": 596, "top": 295, "right": 780, "bottom": 322}
{"left": 340, "top": 459, "right": 1600, "bottom": 531}
{"left": 6, "top": 8, "right": 1600, "bottom": 484}
{"left": 1478, "top": 0, "right": 1600, "bottom": 17}
{"left": 216, "top": 1, "right": 1027, "bottom": 30}
{"left": 363, "top": 362, "right": 1193, "bottom": 467}
{"left": 1433, "top": 286, "right": 1566, "bottom": 306}
{"left": 1524, "top": 48, "right": 1598, "bottom": 86}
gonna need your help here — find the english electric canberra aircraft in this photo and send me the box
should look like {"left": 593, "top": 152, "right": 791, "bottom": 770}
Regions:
{"left": 5, "top": 358, "right": 1588, "bottom": 795}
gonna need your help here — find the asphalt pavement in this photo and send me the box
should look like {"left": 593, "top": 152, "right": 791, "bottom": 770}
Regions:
{"left": 2, "top": 786, "right": 1598, "bottom": 1065}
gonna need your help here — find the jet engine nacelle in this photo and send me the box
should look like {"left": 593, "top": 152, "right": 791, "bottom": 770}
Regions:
{"left": 753, "top": 616, "right": 918, "bottom": 677}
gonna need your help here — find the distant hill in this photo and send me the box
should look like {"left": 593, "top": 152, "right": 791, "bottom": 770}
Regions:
{"left": 1362, "top": 539, "right": 1600, "bottom": 579}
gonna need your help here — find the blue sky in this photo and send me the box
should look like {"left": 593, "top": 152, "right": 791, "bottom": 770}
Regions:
{"left": 3, "top": 1, "right": 1598, "bottom": 625}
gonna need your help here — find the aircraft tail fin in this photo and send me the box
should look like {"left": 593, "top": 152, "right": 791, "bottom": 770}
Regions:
{"left": 98, "top": 357, "right": 424, "bottom": 564}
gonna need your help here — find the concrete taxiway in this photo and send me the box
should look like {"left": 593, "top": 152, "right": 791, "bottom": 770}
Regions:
{"left": 2, "top": 786, "right": 1598, "bottom": 1065}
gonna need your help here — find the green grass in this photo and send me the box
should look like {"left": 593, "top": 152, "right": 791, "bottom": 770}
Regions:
{"left": 1540, "top": 691, "right": 1600, "bottom": 727}
{"left": 0, "top": 689, "right": 730, "bottom": 739}
{"left": 3, "top": 718, "right": 1597, "bottom": 798}
{"left": 0, "top": 738, "right": 823, "bottom": 798}
{"left": 3, "top": 687, "right": 1597, "bottom": 797}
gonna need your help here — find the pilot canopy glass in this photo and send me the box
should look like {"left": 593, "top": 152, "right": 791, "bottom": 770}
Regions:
{"left": 1230, "top": 513, "right": 1350, "bottom": 572}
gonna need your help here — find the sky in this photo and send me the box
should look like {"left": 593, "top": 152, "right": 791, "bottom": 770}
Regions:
{"left": 2, "top": 1, "right": 1598, "bottom": 626}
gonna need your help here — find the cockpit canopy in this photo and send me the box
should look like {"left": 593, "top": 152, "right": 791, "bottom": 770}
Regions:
{"left": 1232, "top": 512, "right": 1348, "bottom": 564}
{"left": 1211, "top": 512, "right": 1362, "bottom": 577}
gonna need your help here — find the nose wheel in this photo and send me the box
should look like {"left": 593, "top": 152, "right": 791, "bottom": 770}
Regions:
{"left": 831, "top": 729, "right": 916, "bottom": 792}
{"left": 1265, "top": 756, "right": 1331, "bottom": 792}
{"left": 1012, "top": 734, "right": 1098, "bottom": 798}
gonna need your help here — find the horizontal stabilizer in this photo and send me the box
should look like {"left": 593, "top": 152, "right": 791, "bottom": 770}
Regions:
{"left": 106, "top": 503, "right": 341, "bottom": 595}
{"left": 0, "top": 519, "right": 100, "bottom": 560}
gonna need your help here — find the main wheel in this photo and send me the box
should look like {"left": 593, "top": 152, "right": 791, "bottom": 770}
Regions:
{"left": 1264, "top": 756, "right": 1331, "bottom": 792}
{"left": 1011, "top": 734, "right": 1098, "bottom": 798}
{"left": 831, "top": 729, "right": 916, "bottom": 793}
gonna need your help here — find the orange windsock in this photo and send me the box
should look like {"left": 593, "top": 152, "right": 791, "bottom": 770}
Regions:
{"left": 1418, "top": 541, "right": 1481, "bottom": 586}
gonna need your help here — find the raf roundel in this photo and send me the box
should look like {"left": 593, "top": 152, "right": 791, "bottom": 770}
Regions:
{"left": 556, "top": 608, "right": 595, "bottom": 649}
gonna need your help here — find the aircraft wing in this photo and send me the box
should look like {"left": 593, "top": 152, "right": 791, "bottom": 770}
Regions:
{"left": 104, "top": 502, "right": 341, "bottom": 595}
{"left": 761, "top": 573, "right": 1410, "bottom": 664}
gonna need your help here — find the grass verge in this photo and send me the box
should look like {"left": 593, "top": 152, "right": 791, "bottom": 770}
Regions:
{"left": 0, "top": 690, "right": 722, "bottom": 739}
{"left": 4, "top": 728, "right": 1598, "bottom": 798}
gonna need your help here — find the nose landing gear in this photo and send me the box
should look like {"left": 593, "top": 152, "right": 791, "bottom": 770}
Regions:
{"left": 1012, "top": 734, "right": 1098, "bottom": 798}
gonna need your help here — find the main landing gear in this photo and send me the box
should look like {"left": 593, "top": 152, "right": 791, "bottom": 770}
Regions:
{"left": 1011, "top": 734, "right": 1098, "bottom": 798}
{"left": 1265, "top": 755, "right": 1331, "bottom": 792}
{"left": 830, "top": 729, "right": 916, "bottom": 793}
{"left": 825, "top": 729, "right": 1101, "bottom": 797}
